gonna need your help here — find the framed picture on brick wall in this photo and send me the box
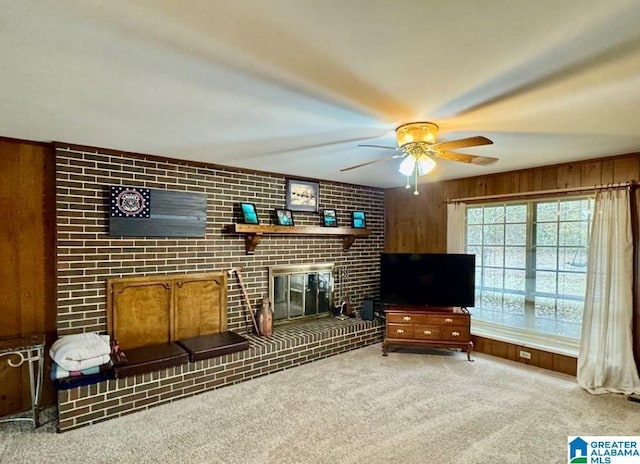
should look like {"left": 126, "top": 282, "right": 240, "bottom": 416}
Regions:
{"left": 240, "top": 202, "right": 260, "bottom": 224}
{"left": 285, "top": 179, "right": 319, "bottom": 212}
{"left": 322, "top": 209, "right": 338, "bottom": 227}
{"left": 274, "top": 208, "right": 294, "bottom": 226}
{"left": 351, "top": 210, "right": 366, "bottom": 229}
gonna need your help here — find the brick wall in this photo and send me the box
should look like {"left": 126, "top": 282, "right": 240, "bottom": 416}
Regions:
{"left": 54, "top": 145, "right": 385, "bottom": 430}
{"left": 57, "top": 318, "right": 383, "bottom": 431}
{"left": 55, "top": 145, "right": 384, "bottom": 335}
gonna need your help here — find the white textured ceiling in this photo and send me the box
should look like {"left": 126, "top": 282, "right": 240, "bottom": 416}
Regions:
{"left": 1, "top": 0, "right": 640, "bottom": 188}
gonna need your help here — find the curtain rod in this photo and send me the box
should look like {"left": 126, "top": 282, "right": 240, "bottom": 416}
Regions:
{"left": 447, "top": 181, "right": 634, "bottom": 203}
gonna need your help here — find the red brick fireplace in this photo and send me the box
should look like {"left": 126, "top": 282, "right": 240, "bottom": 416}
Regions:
{"left": 54, "top": 144, "right": 385, "bottom": 431}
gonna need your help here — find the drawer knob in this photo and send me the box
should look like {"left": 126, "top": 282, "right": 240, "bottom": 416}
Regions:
{"left": 452, "top": 331, "right": 460, "bottom": 337}
{"left": 445, "top": 318, "right": 453, "bottom": 323}
{"left": 396, "top": 329, "right": 404, "bottom": 334}
{"left": 403, "top": 316, "right": 411, "bottom": 321}
{"left": 423, "top": 330, "right": 432, "bottom": 335}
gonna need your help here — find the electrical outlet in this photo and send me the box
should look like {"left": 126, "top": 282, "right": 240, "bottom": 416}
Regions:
{"left": 519, "top": 350, "right": 531, "bottom": 360}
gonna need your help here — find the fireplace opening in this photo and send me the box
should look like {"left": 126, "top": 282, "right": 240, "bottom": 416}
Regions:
{"left": 269, "top": 263, "right": 334, "bottom": 323}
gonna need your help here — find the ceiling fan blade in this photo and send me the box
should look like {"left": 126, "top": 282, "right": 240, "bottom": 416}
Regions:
{"left": 340, "top": 155, "right": 401, "bottom": 172}
{"left": 357, "top": 144, "right": 401, "bottom": 151}
{"left": 432, "top": 136, "right": 493, "bottom": 152}
{"left": 439, "top": 151, "right": 499, "bottom": 166}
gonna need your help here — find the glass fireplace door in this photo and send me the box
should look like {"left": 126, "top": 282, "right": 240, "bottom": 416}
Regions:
{"left": 270, "top": 264, "right": 334, "bottom": 323}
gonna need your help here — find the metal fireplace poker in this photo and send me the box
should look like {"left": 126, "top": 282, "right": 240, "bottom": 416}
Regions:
{"left": 333, "top": 266, "right": 354, "bottom": 320}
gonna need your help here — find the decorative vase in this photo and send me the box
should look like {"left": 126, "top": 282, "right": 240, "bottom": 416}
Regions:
{"left": 257, "top": 296, "right": 273, "bottom": 337}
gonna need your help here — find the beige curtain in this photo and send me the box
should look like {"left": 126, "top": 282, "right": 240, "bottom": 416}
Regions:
{"left": 633, "top": 188, "right": 640, "bottom": 376}
{"left": 446, "top": 202, "right": 466, "bottom": 253}
{"left": 577, "top": 188, "right": 640, "bottom": 394}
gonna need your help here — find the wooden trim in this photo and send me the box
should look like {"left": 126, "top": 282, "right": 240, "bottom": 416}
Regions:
{"left": 472, "top": 335, "right": 577, "bottom": 376}
{"left": 224, "top": 224, "right": 371, "bottom": 254}
{"left": 226, "top": 224, "right": 370, "bottom": 236}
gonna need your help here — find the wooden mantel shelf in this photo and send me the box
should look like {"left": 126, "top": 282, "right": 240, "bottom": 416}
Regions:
{"left": 223, "top": 224, "right": 371, "bottom": 254}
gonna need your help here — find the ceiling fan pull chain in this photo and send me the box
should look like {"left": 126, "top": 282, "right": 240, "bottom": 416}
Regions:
{"left": 413, "top": 165, "right": 419, "bottom": 195}
{"left": 405, "top": 175, "right": 410, "bottom": 190}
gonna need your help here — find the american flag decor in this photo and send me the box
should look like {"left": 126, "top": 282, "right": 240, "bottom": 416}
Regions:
{"left": 110, "top": 186, "right": 151, "bottom": 218}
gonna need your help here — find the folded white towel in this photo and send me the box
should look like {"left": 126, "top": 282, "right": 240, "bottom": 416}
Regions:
{"left": 54, "top": 353, "right": 112, "bottom": 372}
{"left": 50, "top": 333, "right": 111, "bottom": 371}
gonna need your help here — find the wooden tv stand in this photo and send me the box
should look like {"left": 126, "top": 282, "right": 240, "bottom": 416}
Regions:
{"left": 382, "top": 305, "right": 474, "bottom": 361}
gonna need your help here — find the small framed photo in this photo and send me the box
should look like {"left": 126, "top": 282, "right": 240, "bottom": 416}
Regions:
{"left": 286, "top": 179, "right": 319, "bottom": 212}
{"left": 240, "top": 202, "right": 259, "bottom": 224}
{"left": 322, "top": 209, "right": 338, "bottom": 227}
{"left": 351, "top": 211, "right": 366, "bottom": 229}
{"left": 275, "top": 208, "right": 295, "bottom": 226}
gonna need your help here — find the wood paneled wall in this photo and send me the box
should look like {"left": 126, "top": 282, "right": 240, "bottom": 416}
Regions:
{"left": 384, "top": 152, "right": 640, "bottom": 374}
{"left": 385, "top": 182, "right": 449, "bottom": 253}
{"left": 385, "top": 152, "right": 640, "bottom": 253}
{"left": 0, "top": 138, "right": 56, "bottom": 416}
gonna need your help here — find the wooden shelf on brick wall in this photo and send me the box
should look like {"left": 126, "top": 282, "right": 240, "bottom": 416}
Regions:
{"left": 223, "top": 223, "right": 371, "bottom": 254}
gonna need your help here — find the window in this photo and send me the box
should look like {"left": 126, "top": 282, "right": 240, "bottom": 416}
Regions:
{"left": 269, "top": 264, "right": 334, "bottom": 322}
{"left": 466, "top": 197, "right": 594, "bottom": 354}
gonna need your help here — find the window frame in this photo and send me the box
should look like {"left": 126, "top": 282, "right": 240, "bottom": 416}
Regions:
{"left": 465, "top": 195, "right": 594, "bottom": 356}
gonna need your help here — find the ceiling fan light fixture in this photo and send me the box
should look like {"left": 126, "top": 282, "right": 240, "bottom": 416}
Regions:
{"left": 416, "top": 156, "right": 436, "bottom": 176}
{"left": 398, "top": 156, "right": 416, "bottom": 176}
{"left": 344, "top": 122, "right": 496, "bottom": 192}
{"left": 396, "top": 122, "right": 439, "bottom": 147}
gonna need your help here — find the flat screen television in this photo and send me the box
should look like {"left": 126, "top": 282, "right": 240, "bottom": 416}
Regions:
{"left": 380, "top": 253, "right": 476, "bottom": 308}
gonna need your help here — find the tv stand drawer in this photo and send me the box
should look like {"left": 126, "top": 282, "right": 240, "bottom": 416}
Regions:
{"left": 386, "top": 324, "right": 414, "bottom": 339}
{"left": 426, "top": 314, "right": 468, "bottom": 326}
{"left": 413, "top": 326, "right": 442, "bottom": 340}
{"left": 442, "top": 327, "right": 470, "bottom": 341}
{"left": 387, "top": 313, "right": 428, "bottom": 324}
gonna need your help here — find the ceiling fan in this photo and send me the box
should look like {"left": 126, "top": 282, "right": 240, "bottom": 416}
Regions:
{"left": 341, "top": 122, "right": 498, "bottom": 194}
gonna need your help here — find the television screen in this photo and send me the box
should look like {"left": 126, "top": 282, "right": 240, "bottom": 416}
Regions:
{"left": 380, "top": 253, "right": 476, "bottom": 308}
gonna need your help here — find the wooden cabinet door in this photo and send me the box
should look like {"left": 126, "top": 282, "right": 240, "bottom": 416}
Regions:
{"left": 107, "top": 272, "right": 228, "bottom": 350}
{"left": 175, "top": 273, "right": 227, "bottom": 340}
{"left": 109, "top": 279, "right": 173, "bottom": 350}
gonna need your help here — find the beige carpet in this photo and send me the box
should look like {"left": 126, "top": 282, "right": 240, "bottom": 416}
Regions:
{"left": 1, "top": 343, "right": 638, "bottom": 464}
